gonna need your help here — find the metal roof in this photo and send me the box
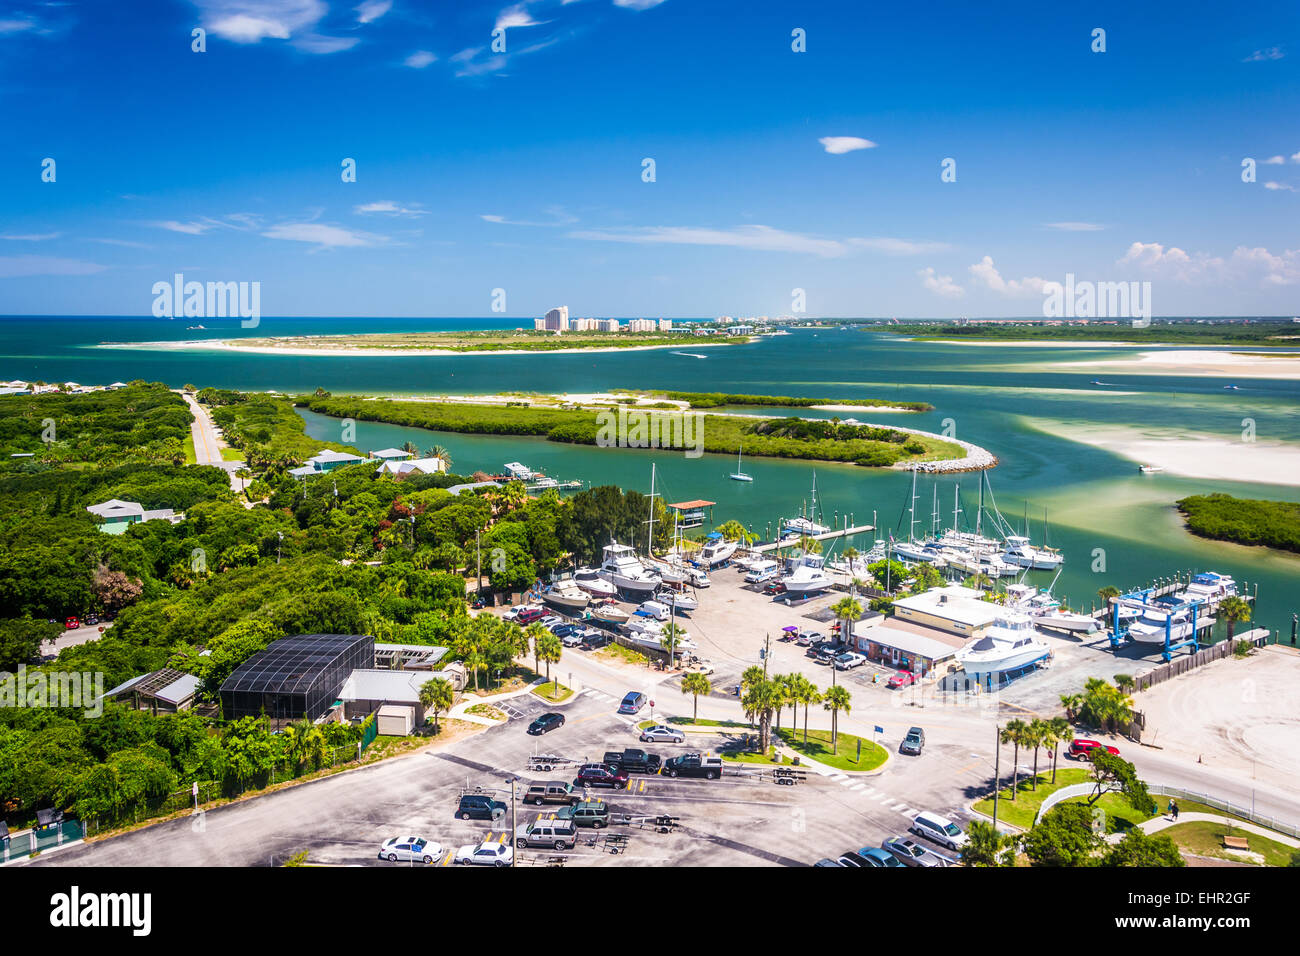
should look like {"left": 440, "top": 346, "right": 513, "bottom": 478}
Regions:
{"left": 221, "top": 634, "right": 373, "bottom": 696}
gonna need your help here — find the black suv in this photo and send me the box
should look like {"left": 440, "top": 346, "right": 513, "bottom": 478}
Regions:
{"left": 457, "top": 794, "right": 508, "bottom": 821}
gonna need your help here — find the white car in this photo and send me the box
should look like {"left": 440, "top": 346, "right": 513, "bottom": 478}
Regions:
{"left": 377, "top": 835, "right": 442, "bottom": 864}
{"left": 538, "top": 615, "right": 563, "bottom": 629}
{"left": 834, "top": 652, "right": 867, "bottom": 670}
{"left": 639, "top": 724, "right": 686, "bottom": 744}
{"left": 454, "top": 840, "right": 514, "bottom": 867}
{"left": 682, "top": 659, "right": 715, "bottom": 676}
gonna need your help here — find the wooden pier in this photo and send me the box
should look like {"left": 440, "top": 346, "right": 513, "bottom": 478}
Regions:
{"left": 749, "top": 524, "right": 876, "bottom": 554}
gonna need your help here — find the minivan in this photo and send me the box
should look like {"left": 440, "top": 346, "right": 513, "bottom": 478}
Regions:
{"left": 618, "top": 691, "right": 647, "bottom": 714}
{"left": 909, "top": 811, "right": 968, "bottom": 852}
{"left": 744, "top": 561, "right": 779, "bottom": 584}
{"left": 514, "top": 819, "right": 578, "bottom": 850}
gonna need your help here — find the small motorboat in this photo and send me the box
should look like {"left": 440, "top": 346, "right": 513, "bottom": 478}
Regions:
{"left": 589, "top": 603, "right": 630, "bottom": 625}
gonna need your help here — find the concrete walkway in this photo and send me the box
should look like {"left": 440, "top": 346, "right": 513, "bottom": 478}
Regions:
{"left": 447, "top": 679, "right": 555, "bottom": 725}
{"left": 1137, "top": 812, "right": 1300, "bottom": 847}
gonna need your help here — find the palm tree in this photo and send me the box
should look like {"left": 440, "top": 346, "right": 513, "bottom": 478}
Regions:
{"left": 1219, "top": 596, "right": 1252, "bottom": 642}
{"left": 741, "top": 665, "right": 765, "bottom": 695}
{"left": 1001, "top": 719, "right": 1030, "bottom": 800}
{"left": 680, "top": 673, "right": 712, "bottom": 721}
{"left": 536, "top": 632, "right": 562, "bottom": 689}
{"left": 776, "top": 673, "right": 798, "bottom": 732}
{"left": 660, "top": 622, "right": 687, "bottom": 662}
{"left": 419, "top": 677, "right": 455, "bottom": 733}
{"left": 830, "top": 595, "right": 863, "bottom": 657}
{"left": 741, "top": 678, "right": 784, "bottom": 753}
{"left": 793, "top": 676, "right": 821, "bottom": 745}
{"left": 962, "top": 820, "right": 1014, "bottom": 867}
{"left": 1044, "top": 716, "right": 1071, "bottom": 784}
{"left": 1026, "top": 718, "right": 1047, "bottom": 791}
{"left": 525, "top": 622, "right": 548, "bottom": 678}
{"left": 1114, "top": 673, "right": 1135, "bottom": 695}
{"left": 427, "top": 445, "right": 452, "bottom": 470}
{"left": 402, "top": 440, "right": 420, "bottom": 456}
{"left": 821, "top": 685, "right": 852, "bottom": 751}
{"left": 1097, "top": 585, "right": 1121, "bottom": 609}
{"left": 1060, "top": 693, "right": 1082, "bottom": 721}
{"left": 235, "top": 466, "right": 253, "bottom": 502}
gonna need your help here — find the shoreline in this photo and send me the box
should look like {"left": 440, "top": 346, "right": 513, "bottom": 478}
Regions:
{"left": 1054, "top": 349, "right": 1300, "bottom": 380}
{"left": 908, "top": 338, "right": 1300, "bottom": 352}
{"left": 94, "top": 338, "right": 745, "bottom": 358}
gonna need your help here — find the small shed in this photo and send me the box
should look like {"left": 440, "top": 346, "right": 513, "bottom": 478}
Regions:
{"left": 376, "top": 704, "right": 415, "bottom": 737}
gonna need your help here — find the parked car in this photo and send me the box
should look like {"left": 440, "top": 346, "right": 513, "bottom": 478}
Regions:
{"left": 681, "top": 659, "right": 715, "bottom": 676}
{"left": 561, "top": 631, "right": 586, "bottom": 648}
{"left": 456, "top": 794, "right": 507, "bottom": 821}
{"left": 661, "top": 752, "right": 723, "bottom": 779}
{"left": 84, "top": 614, "right": 99, "bottom": 625}
{"left": 1068, "top": 738, "right": 1120, "bottom": 761}
{"left": 557, "top": 800, "right": 611, "bottom": 828}
{"left": 378, "top": 835, "right": 442, "bottom": 864}
{"left": 900, "top": 727, "right": 925, "bottom": 755}
{"left": 514, "top": 819, "right": 577, "bottom": 850}
{"left": 812, "top": 647, "right": 838, "bottom": 665}
{"left": 580, "top": 633, "right": 612, "bottom": 650}
{"left": 64, "top": 616, "right": 80, "bottom": 629}
{"left": 635, "top": 600, "right": 669, "bottom": 621}
{"left": 910, "top": 811, "right": 968, "bottom": 852}
{"left": 887, "top": 671, "right": 915, "bottom": 689}
{"left": 551, "top": 623, "right": 579, "bottom": 638}
{"left": 504, "top": 604, "right": 538, "bottom": 622}
{"left": 602, "top": 748, "right": 661, "bottom": 774}
{"left": 762, "top": 581, "right": 787, "bottom": 595}
{"left": 795, "top": 631, "right": 824, "bottom": 647}
{"left": 527, "top": 712, "right": 565, "bottom": 736}
{"left": 575, "top": 763, "right": 629, "bottom": 789}
{"left": 523, "top": 781, "right": 578, "bottom": 806}
{"left": 469, "top": 596, "right": 486, "bottom": 610}
{"left": 881, "top": 835, "right": 946, "bottom": 868}
{"left": 812, "top": 858, "right": 845, "bottom": 867}
{"left": 538, "top": 615, "right": 563, "bottom": 629}
{"left": 453, "top": 841, "right": 513, "bottom": 866}
{"left": 516, "top": 607, "right": 545, "bottom": 625}
{"left": 834, "top": 652, "right": 867, "bottom": 670}
{"left": 617, "top": 691, "right": 647, "bottom": 715}
{"left": 640, "top": 724, "right": 686, "bottom": 744}
{"left": 857, "top": 847, "right": 904, "bottom": 868}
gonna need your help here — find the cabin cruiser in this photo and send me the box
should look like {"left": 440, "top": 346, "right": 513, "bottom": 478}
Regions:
{"left": 939, "top": 547, "right": 1013, "bottom": 578}
{"left": 1001, "top": 535, "right": 1063, "bottom": 570}
{"left": 572, "top": 567, "right": 617, "bottom": 598}
{"left": 623, "top": 617, "right": 697, "bottom": 653}
{"left": 597, "top": 540, "right": 661, "bottom": 596}
{"left": 588, "top": 602, "right": 630, "bottom": 625}
{"left": 541, "top": 580, "right": 590, "bottom": 612}
{"left": 1127, "top": 605, "right": 1198, "bottom": 644}
{"left": 1175, "top": 571, "right": 1238, "bottom": 603}
{"left": 826, "top": 556, "right": 876, "bottom": 578}
{"left": 956, "top": 613, "right": 1052, "bottom": 679}
{"left": 935, "top": 529, "right": 1002, "bottom": 553}
{"left": 783, "top": 516, "right": 830, "bottom": 537}
{"left": 1036, "top": 607, "right": 1099, "bottom": 634}
{"left": 780, "top": 553, "right": 833, "bottom": 597}
{"left": 645, "top": 557, "right": 689, "bottom": 587}
{"left": 892, "top": 539, "right": 949, "bottom": 567}
{"left": 697, "top": 533, "right": 739, "bottom": 568}
{"left": 1003, "top": 584, "right": 1097, "bottom": 633}
{"left": 655, "top": 589, "right": 698, "bottom": 613}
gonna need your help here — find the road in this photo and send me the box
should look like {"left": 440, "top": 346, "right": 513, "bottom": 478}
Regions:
{"left": 179, "top": 390, "right": 248, "bottom": 497}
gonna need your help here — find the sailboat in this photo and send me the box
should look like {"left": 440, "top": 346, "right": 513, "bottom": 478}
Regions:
{"left": 782, "top": 472, "right": 830, "bottom": 536}
{"left": 729, "top": 446, "right": 753, "bottom": 482}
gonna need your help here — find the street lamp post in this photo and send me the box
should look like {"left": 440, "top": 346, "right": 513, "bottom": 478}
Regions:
{"left": 506, "top": 776, "right": 519, "bottom": 868}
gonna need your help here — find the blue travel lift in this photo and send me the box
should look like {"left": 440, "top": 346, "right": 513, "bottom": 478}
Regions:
{"left": 1109, "top": 589, "right": 1204, "bottom": 662}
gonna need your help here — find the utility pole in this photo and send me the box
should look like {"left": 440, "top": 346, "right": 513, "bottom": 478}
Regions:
{"left": 475, "top": 528, "right": 482, "bottom": 596}
{"left": 992, "top": 722, "right": 1001, "bottom": 831}
{"left": 762, "top": 632, "right": 771, "bottom": 678}
{"left": 506, "top": 777, "right": 518, "bottom": 868}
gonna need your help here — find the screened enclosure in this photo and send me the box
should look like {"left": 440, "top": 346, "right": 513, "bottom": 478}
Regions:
{"left": 220, "top": 634, "right": 374, "bottom": 721}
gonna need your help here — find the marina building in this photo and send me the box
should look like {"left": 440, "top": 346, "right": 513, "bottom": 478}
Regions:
{"left": 890, "top": 585, "right": 999, "bottom": 639}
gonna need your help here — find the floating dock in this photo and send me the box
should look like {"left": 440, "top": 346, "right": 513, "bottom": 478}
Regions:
{"left": 749, "top": 524, "right": 876, "bottom": 554}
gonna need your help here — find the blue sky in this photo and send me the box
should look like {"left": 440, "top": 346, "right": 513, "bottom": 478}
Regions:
{"left": 0, "top": 0, "right": 1297, "bottom": 318}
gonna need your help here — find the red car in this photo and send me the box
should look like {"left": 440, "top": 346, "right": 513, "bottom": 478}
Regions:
{"left": 887, "top": 671, "right": 915, "bottom": 689}
{"left": 574, "top": 763, "right": 629, "bottom": 790}
{"left": 65, "top": 616, "right": 80, "bottom": 630}
{"left": 1068, "top": 739, "right": 1119, "bottom": 761}
{"left": 516, "top": 607, "right": 545, "bottom": 624}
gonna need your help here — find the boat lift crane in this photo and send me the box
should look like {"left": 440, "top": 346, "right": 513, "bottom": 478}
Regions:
{"left": 1109, "top": 588, "right": 1205, "bottom": 662}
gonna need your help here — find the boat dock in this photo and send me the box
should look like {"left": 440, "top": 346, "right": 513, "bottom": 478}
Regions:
{"left": 749, "top": 524, "right": 876, "bottom": 554}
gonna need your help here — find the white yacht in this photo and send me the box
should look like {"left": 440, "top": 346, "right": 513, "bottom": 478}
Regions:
{"left": 780, "top": 553, "right": 833, "bottom": 597}
{"left": 956, "top": 613, "right": 1052, "bottom": 679}
{"left": 656, "top": 589, "right": 698, "bottom": 613}
{"left": 729, "top": 446, "right": 753, "bottom": 482}
{"left": 645, "top": 557, "right": 689, "bottom": 586}
{"left": 1001, "top": 535, "right": 1063, "bottom": 570}
{"left": 597, "top": 541, "right": 661, "bottom": 597}
{"left": 892, "top": 539, "right": 949, "bottom": 567}
{"left": 938, "top": 547, "right": 1013, "bottom": 578}
{"left": 623, "top": 617, "right": 696, "bottom": 653}
{"left": 541, "top": 580, "right": 590, "bottom": 612}
{"left": 1003, "top": 584, "right": 1097, "bottom": 633}
{"left": 698, "top": 533, "right": 739, "bottom": 567}
{"left": 783, "top": 515, "right": 830, "bottom": 537}
{"left": 572, "top": 566, "right": 617, "bottom": 598}
{"left": 1036, "top": 607, "right": 1099, "bottom": 634}
{"left": 1175, "top": 571, "right": 1238, "bottom": 603}
{"left": 1127, "top": 605, "right": 1198, "bottom": 644}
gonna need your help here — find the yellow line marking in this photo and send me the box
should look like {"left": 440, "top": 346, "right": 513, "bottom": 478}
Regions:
{"left": 441, "top": 851, "right": 452, "bottom": 866}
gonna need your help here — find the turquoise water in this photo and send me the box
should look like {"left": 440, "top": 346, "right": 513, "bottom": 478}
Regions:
{"left": 4, "top": 316, "right": 1298, "bottom": 637}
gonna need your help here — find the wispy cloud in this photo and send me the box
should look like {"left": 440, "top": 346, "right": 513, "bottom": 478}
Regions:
{"left": 261, "top": 222, "right": 388, "bottom": 248}
{"left": 194, "top": 1, "right": 357, "bottom": 53}
{"left": 145, "top": 215, "right": 259, "bottom": 235}
{"left": 848, "top": 237, "right": 948, "bottom": 255}
{"left": 355, "top": 200, "right": 429, "bottom": 217}
{"left": 0, "top": 255, "right": 106, "bottom": 277}
{"left": 355, "top": 0, "right": 391, "bottom": 24}
{"left": 404, "top": 50, "right": 436, "bottom": 68}
{"left": 567, "top": 224, "right": 940, "bottom": 258}
{"left": 1263, "top": 155, "right": 1286, "bottom": 165}
{"left": 481, "top": 207, "right": 577, "bottom": 227}
{"left": 147, "top": 220, "right": 212, "bottom": 235}
{"left": 1044, "top": 221, "right": 1104, "bottom": 231}
{"left": 0, "top": 17, "right": 38, "bottom": 35}
{"left": 495, "top": 3, "right": 542, "bottom": 30}
{"left": 88, "top": 238, "right": 153, "bottom": 249}
{"left": 0, "top": 232, "right": 60, "bottom": 241}
{"left": 612, "top": 0, "right": 668, "bottom": 9}
{"left": 1264, "top": 181, "right": 1297, "bottom": 192}
{"left": 818, "top": 136, "right": 877, "bottom": 155}
{"left": 1243, "top": 47, "right": 1284, "bottom": 62}
{"left": 918, "top": 267, "right": 964, "bottom": 298}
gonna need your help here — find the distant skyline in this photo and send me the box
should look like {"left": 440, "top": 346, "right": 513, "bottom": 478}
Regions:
{"left": 1, "top": 0, "right": 1297, "bottom": 319}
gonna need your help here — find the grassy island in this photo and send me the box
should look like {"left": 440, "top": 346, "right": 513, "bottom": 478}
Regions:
{"left": 1176, "top": 493, "right": 1300, "bottom": 554}
{"left": 221, "top": 329, "right": 752, "bottom": 353}
{"left": 887, "top": 320, "right": 1300, "bottom": 347}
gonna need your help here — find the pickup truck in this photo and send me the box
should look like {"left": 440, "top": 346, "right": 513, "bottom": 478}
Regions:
{"left": 602, "top": 749, "right": 662, "bottom": 774}
{"left": 661, "top": 752, "right": 723, "bottom": 779}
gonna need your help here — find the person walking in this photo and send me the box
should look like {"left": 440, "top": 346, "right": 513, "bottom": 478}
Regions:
{"left": 1167, "top": 798, "right": 1176, "bottom": 819}
{"left": 1171, "top": 799, "right": 1180, "bottom": 821}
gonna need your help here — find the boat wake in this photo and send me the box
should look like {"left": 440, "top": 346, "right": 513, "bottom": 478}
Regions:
{"left": 671, "top": 351, "right": 708, "bottom": 359}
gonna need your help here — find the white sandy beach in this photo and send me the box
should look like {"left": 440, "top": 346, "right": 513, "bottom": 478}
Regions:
{"left": 96, "top": 338, "right": 740, "bottom": 359}
{"left": 1056, "top": 348, "right": 1300, "bottom": 380}
{"left": 1021, "top": 417, "right": 1300, "bottom": 486}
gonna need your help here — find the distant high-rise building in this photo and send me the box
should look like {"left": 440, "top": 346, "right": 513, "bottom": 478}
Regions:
{"left": 542, "top": 306, "right": 569, "bottom": 331}
{"left": 627, "top": 318, "right": 656, "bottom": 333}
{"left": 657, "top": 319, "right": 673, "bottom": 331}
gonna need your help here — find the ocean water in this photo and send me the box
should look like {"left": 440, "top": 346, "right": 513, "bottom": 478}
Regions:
{"left": 3, "top": 315, "right": 1298, "bottom": 637}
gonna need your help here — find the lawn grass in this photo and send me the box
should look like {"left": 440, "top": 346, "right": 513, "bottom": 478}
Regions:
{"left": 183, "top": 434, "right": 197, "bottom": 464}
{"left": 773, "top": 727, "right": 887, "bottom": 772}
{"left": 532, "top": 681, "right": 573, "bottom": 702}
{"left": 662, "top": 717, "right": 751, "bottom": 728}
{"left": 717, "top": 743, "right": 799, "bottom": 766}
{"left": 971, "top": 767, "right": 1155, "bottom": 832}
{"left": 595, "top": 643, "right": 649, "bottom": 665}
{"left": 464, "top": 703, "right": 506, "bottom": 720}
{"left": 220, "top": 447, "right": 244, "bottom": 461}
{"left": 1161, "top": 820, "right": 1298, "bottom": 867}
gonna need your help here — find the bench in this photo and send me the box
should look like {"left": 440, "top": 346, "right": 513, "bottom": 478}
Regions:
{"left": 1222, "top": 835, "right": 1250, "bottom": 850}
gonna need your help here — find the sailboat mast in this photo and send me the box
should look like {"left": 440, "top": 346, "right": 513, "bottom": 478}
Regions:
{"left": 952, "top": 483, "right": 961, "bottom": 532}
{"left": 931, "top": 482, "right": 939, "bottom": 539}
{"left": 976, "top": 470, "right": 984, "bottom": 536}
{"left": 645, "top": 462, "right": 657, "bottom": 556}
{"left": 908, "top": 467, "right": 918, "bottom": 543}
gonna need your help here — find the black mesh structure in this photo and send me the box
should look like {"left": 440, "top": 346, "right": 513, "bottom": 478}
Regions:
{"left": 220, "top": 634, "right": 374, "bottom": 721}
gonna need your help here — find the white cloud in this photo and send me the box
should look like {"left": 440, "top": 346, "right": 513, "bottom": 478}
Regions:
{"left": 1243, "top": 47, "right": 1284, "bottom": 62}
{"left": 1045, "top": 222, "right": 1104, "bottom": 231}
{"left": 569, "top": 224, "right": 847, "bottom": 257}
{"left": 1229, "top": 246, "right": 1300, "bottom": 285}
{"left": 918, "top": 267, "right": 964, "bottom": 299}
{"left": 88, "top": 238, "right": 153, "bottom": 249}
{"left": 0, "top": 256, "right": 106, "bottom": 277}
{"left": 195, "top": 1, "right": 354, "bottom": 53}
{"left": 355, "top": 0, "right": 392, "bottom": 23}
{"left": 1264, "top": 181, "right": 1297, "bottom": 192}
{"left": 147, "top": 220, "right": 211, "bottom": 235}
{"left": 1117, "top": 241, "right": 1220, "bottom": 282}
{"left": 355, "top": 200, "right": 429, "bottom": 217}
{"left": 848, "top": 237, "right": 949, "bottom": 255}
{"left": 968, "top": 256, "right": 1050, "bottom": 297}
{"left": 1263, "top": 155, "right": 1286, "bottom": 165}
{"left": 480, "top": 207, "right": 577, "bottom": 227}
{"left": 818, "top": 136, "right": 877, "bottom": 155}
{"left": 0, "top": 17, "right": 37, "bottom": 34}
{"left": 261, "top": 222, "right": 387, "bottom": 247}
{"left": 0, "top": 232, "right": 60, "bottom": 241}
{"left": 1292, "top": 151, "right": 1300, "bottom": 163}
{"left": 1116, "top": 240, "right": 1300, "bottom": 286}
{"left": 294, "top": 33, "right": 359, "bottom": 53}
{"left": 613, "top": 0, "right": 668, "bottom": 9}
{"left": 404, "top": 50, "right": 436, "bottom": 68}
{"left": 495, "top": 4, "right": 541, "bottom": 30}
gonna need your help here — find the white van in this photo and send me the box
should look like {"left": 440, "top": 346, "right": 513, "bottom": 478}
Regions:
{"left": 909, "top": 811, "right": 968, "bottom": 852}
{"left": 635, "top": 600, "right": 670, "bottom": 621}
{"left": 744, "top": 560, "right": 780, "bottom": 584}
